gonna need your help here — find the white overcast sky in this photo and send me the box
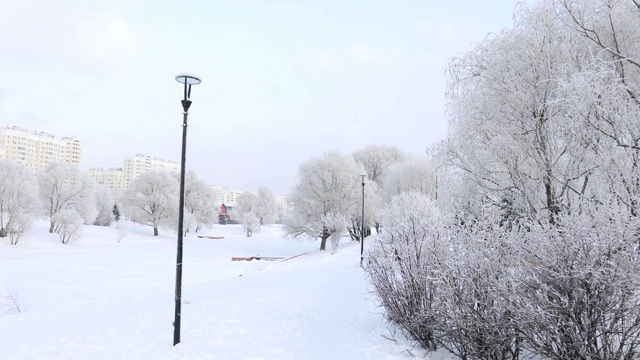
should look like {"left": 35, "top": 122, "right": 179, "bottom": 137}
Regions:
{"left": 0, "top": 0, "right": 518, "bottom": 195}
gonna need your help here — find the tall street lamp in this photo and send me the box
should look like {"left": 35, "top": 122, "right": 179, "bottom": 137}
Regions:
{"left": 173, "top": 72, "right": 201, "bottom": 346}
{"left": 360, "top": 173, "right": 367, "bottom": 267}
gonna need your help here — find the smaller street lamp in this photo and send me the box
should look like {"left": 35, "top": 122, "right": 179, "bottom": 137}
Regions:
{"left": 360, "top": 173, "right": 367, "bottom": 267}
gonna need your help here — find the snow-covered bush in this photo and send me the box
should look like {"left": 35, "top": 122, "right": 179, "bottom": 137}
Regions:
{"left": 514, "top": 202, "right": 640, "bottom": 359}
{"left": 1, "top": 286, "right": 27, "bottom": 314}
{"left": 369, "top": 189, "right": 640, "bottom": 359}
{"left": 433, "top": 219, "right": 522, "bottom": 360}
{"left": 367, "top": 192, "right": 523, "bottom": 358}
{"left": 116, "top": 220, "right": 128, "bottom": 243}
{"left": 241, "top": 211, "right": 260, "bottom": 237}
{"left": 366, "top": 192, "right": 447, "bottom": 351}
{"left": 53, "top": 209, "right": 83, "bottom": 244}
{"left": 7, "top": 212, "right": 35, "bottom": 246}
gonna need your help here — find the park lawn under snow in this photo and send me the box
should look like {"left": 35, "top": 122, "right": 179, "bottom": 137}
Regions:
{"left": 0, "top": 221, "right": 449, "bottom": 359}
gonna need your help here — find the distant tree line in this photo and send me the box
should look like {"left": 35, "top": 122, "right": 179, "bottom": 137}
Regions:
{"left": 0, "top": 159, "right": 282, "bottom": 244}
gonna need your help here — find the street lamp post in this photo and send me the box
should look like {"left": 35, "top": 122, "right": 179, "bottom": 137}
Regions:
{"left": 360, "top": 173, "right": 367, "bottom": 267}
{"left": 173, "top": 73, "right": 201, "bottom": 346}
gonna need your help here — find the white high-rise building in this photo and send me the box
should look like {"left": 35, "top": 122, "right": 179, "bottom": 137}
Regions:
{"left": 89, "top": 154, "right": 179, "bottom": 189}
{"left": 217, "top": 188, "right": 244, "bottom": 207}
{"left": 211, "top": 186, "right": 286, "bottom": 208}
{"left": 0, "top": 126, "right": 81, "bottom": 169}
{"left": 122, "top": 154, "right": 179, "bottom": 183}
{"left": 210, "top": 185, "right": 244, "bottom": 207}
{"left": 275, "top": 195, "right": 288, "bottom": 207}
{"left": 88, "top": 167, "right": 127, "bottom": 189}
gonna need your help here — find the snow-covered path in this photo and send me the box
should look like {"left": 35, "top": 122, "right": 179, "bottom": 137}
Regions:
{"left": 0, "top": 222, "right": 439, "bottom": 359}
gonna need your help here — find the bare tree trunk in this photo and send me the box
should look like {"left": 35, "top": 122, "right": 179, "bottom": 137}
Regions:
{"left": 544, "top": 172, "right": 559, "bottom": 225}
{"left": 154, "top": 226, "right": 159, "bottom": 236}
{"left": 49, "top": 221, "right": 55, "bottom": 233}
{"left": 320, "top": 235, "right": 328, "bottom": 251}
{"left": 536, "top": 112, "right": 560, "bottom": 225}
{"left": 0, "top": 201, "right": 6, "bottom": 237}
{"left": 320, "top": 227, "right": 329, "bottom": 250}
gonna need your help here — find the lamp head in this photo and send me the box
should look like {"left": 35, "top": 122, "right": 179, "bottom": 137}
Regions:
{"left": 175, "top": 73, "right": 202, "bottom": 85}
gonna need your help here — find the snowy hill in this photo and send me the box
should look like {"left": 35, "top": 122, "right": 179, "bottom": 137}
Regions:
{"left": 0, "top": 221, "right": 446, "bottom": 359}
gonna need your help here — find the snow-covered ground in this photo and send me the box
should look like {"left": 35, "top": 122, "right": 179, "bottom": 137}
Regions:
{"left": 0, "top": 221, "right": 449, "bottom": 359}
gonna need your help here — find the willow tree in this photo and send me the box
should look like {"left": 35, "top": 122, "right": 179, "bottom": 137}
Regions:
{"left": 554, "top": 0, "right": 640, "bottom": 215}
{"left": 446, "top": 1, "right": 598, "bottom": 224}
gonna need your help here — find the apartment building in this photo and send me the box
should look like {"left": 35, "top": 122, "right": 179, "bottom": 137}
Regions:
{"left": 122, "top": 154, "right": 179, "bottom": 182}
{"left": 0, "top": 126, "right": 81, "bottom": 169}
{"left": 89, "top": 154, "right": 179, "bottom": 189}
{"left": 211, "top": 184, "right": 244, "bottom": 207}
{"left": 88, "top": 167, "right": 128, "bottom": 189}
{"left": 275, "top": 195, "right": 288, "bottom": 208}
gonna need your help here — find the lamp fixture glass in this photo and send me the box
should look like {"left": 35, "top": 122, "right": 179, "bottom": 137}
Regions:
{"left": 175, "top": 73, "right": 202, "bottom": 85}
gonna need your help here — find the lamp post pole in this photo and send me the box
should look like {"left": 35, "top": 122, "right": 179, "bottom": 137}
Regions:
{"left": 173, "top": 73, "right": 201, "bottom": 346}
{"left": 360, "top": 173, "right": 367, "bottom": 267}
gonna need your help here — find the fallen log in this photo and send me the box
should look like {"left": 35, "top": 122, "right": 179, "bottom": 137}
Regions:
{"left": 231, "top": 256, "right": 286, "bottom": 261}
{"left": 231, "top": 257, "right": 254, "bottom": 261}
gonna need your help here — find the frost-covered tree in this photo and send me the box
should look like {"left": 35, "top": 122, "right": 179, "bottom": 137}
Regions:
{"left": 276, "top": 198, "right": 289, "bottom": 223}
{"left": 241, "top": 211, "right": 260, "bottom": 237}
{"left": 236, "top": 187, "right": 279, "bottom": 226}
{"left": 321, "top": 212, "right": 349, "bottom": 254}
{"left": 183, "top": 171, "right": 217, "bottom": 233}
{"left": 351, "top": 145, "right": 404, "bottom": 234}
{"left": 53, "top": 209, "right": 83, "bottom": 244}
{"left": 352, "top": 145, "right": 407, "bottom": 185}
{"left": 348, "top": 178, "right": 380, "bottom": 240}
{"left": 382, "top": 156, "right": 437, "bottom": 204}
{"left": 7, "top": 213, "right": 33, "bottom": 246}
{"left": 122, "top": 170, "right": 178, "bottom": 236}
{"left": 112, "top": 204, "right": 120, "bottom": 222}
{"left": 444, "top": 0, "right": 640, "bottom": 222}
{"left": 256, "top": 187, "right": 278, "bottom": 225}
{"left": 284, "top": 151, "right": 363, "bottom": 251}
{"left": 38, "top": 161, "right": 96, "bottom": 233}
{"left": 93, "top": 184, "right": 114, "bottom": 226}
{"left": 0, "top": 159, "right": 40, "bottom": 245}
{"left": 236, "top": 192, "right": 258, "bottom": 220}
{"left": 551, "top": 0, "right": 640, "bottom": 215}
{"left": 446, "top": 1, "right": 597, "bottom": 225}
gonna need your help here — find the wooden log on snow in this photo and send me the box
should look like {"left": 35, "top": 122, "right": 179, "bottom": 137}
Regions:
{"left": 231, "top": 257, "right": 254, "bottom": 261}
